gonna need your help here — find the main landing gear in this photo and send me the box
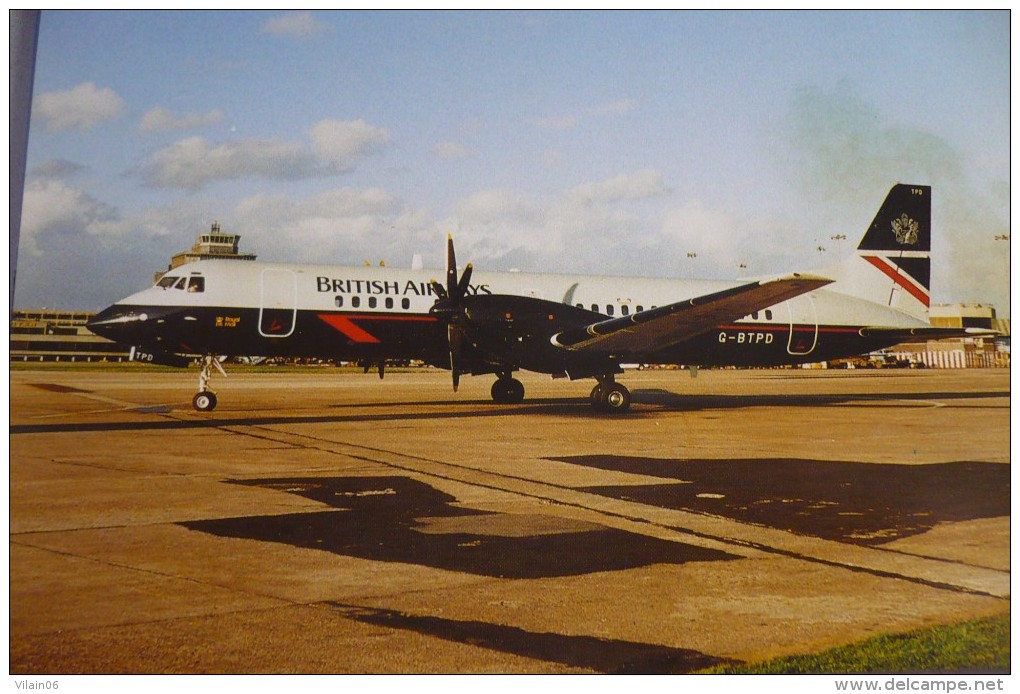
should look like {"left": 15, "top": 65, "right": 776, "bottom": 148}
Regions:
{"left": 589, "top": 378, "right": 632, "bottom": 413}
{"left": 491, "top": 373, "right": 525, "bottom": 404}
{"left": 487, "top": 372, "right": 631, "bottom": 413}
{"left": 192, "top": 355, "right": 225, "bottom": 412}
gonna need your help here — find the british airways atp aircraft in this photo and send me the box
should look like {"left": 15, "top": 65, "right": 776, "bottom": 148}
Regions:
{"left": 87, "top": 184, "right": 985, "bottom": 414}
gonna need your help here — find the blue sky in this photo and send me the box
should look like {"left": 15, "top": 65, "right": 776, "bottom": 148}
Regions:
{"left": 16, "top": 10, "right": 1011, "bottom": 315}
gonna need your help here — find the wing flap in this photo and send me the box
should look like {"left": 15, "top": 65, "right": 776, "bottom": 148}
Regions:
{"left": 552, "top": 273, "right": 832, "bottom": 354}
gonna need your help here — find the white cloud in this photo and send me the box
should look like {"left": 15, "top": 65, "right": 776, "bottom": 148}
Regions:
{"left": 140, "top": 119, "right": 391, "bottom": 190}
{"left": 234, "top": 187, "right": 411, "bottom": 264}
{"left": 33, "top": 82, "right": 126, "bottom": 132}
{"left": 261, "top": 12, "right": 328, "bottom": 38}
{"left": 443, "top": 189, "right": 547, "bottom": 261}
{"left": 30, "top": 158, "right": 82, "bottom": 179}
{"left": 140, "top": 136, "right": 318, "bottom": 190}
{"left": 19, "top": 178, "right": 117, "bottom": 255}
{"left": 660, "top": 199, "right": 736, "bottom": 252}
{"left": 139, "top": 107, "right": 225, "bottom": 133}
{"left": 308, "top": 119, "right": 391, "bottom": 167}
{"left": 567, "top": 170, "right": 669, "bottom": 204}
{"left": 439, "top": 173, "right": 670, "bottom": 271}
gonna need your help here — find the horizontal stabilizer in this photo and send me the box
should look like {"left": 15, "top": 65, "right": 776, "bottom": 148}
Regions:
{"left": 552, "top": 273, "right": 832, "bottom": 355}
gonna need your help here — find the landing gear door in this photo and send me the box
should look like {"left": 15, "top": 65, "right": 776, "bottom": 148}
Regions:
{"left": 786, "top": 294, "right": 818, "bottom": 356}
{"left": 259, "top": 268, "right": 297, "bottom": 338}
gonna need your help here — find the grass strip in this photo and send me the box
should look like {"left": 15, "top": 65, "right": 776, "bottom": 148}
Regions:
{"left": 704, "top": 613, "right": 1009, "bottom": 674}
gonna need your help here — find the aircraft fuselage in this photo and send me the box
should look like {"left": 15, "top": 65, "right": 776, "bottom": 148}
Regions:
{"left": 90, "top": 259, "right": 925, "bottom": 373}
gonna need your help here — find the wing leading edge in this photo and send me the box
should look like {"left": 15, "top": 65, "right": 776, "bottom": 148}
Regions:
{"left": 550, "top": 273, "right": 833, "bottom": 355}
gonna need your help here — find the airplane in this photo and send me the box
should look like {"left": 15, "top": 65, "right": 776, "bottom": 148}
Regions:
{"left": 87, "top": 184, "right": 992, "bottom": 414}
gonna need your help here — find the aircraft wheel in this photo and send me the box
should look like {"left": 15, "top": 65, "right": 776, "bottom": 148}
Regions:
{"left": 192, "top": 391, "right": 217, "bottom": 412}
{"left": 491, "top": 378, "right": 525, "bottom": 404}
{"left": 598, "top": 384, "right": 631, "bottom": 413}
{"left": 589, "top": 383, "right": 606, "bottom": 407}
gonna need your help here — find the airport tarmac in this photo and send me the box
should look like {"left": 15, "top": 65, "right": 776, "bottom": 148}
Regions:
{"left": 9, "top": 366, "right": 1011, "bottom": 673}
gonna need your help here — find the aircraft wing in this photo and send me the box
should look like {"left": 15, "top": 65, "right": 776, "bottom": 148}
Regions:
{"left": 551, "top": 273, "right": 832, "bottom": 355}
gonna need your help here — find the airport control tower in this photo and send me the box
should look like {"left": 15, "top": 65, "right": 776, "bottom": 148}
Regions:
{"left": 154, "top": 222, "right": 257, "bottom": 282}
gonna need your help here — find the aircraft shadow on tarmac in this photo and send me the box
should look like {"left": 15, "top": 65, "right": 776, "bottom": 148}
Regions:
{"left": 557, "top": 456, "right": 1010, "bottom": 546}
{"left": 11, "top": 384, "right": 1007, "bottom": 436}
{"left": 626, "top": 388, "right": 1008, "bottom": 412}
{"left": 323, "top": 602, "right": 740, "bottom": 674}
{"left": 180, "top": 476, "right": 738, "bottom": 579}
{"left": 330, "top": 387, "right": 1008, "bottom": 415}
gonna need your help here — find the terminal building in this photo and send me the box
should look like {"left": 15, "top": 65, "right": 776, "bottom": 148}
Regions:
{"left": 11, "top": 309, "right": 129, "bottom": 362}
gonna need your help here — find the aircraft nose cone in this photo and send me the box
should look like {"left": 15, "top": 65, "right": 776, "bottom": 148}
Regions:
{"left": 85, "top": 306, "right": 116, "bottom": 338}
{"left": 86, "top": 305, "right": 151, "bottom": 342}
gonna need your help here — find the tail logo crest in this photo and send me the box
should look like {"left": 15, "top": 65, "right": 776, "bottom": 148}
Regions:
{"left": 892, "top": 214, "right": 920, "bottom": 246}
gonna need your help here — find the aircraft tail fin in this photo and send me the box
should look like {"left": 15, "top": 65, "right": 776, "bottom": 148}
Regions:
{"left": 825, "top": 184, "right": 932, "bottom": 322}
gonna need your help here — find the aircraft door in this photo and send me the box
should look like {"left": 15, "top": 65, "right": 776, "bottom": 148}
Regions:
{"left": 259, "top": 268, "right": 297, "bottom": 338}
{"left": 785, "top": 294, "right": 818, "bottom": 356}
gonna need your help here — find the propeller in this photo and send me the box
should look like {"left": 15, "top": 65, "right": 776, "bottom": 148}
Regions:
{"left": 429, "top": 235, "right": 474, "bottom": 391}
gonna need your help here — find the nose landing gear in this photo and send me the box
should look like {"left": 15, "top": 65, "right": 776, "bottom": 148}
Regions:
{"left": 192, "top": 355, "right": 226, "bottom": 412}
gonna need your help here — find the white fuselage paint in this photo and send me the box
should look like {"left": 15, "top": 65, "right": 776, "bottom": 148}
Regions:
{"left": 115, "top": 258, "right": 929, "bottom": 331}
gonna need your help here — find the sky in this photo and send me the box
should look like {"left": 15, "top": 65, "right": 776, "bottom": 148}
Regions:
{"left": 14, "top": 10, "right": 1011, "bottom": 315}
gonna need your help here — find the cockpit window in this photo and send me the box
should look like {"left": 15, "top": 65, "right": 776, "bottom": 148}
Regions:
{"left": 174, "top": 277, "right": 187, "bottom": 290}
{"left": 187, "top": 276, "right": 205, "bottom": 293}
{"left": 157, "top": 275, "right": 180, "bottom": 289}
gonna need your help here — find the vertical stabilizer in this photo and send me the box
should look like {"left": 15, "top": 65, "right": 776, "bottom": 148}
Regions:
{"left": 827, "top": 184, "right": 932, "bottom": 321}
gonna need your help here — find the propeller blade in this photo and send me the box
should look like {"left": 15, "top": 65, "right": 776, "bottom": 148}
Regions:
{"left": 445, "top": 234, "right": 458, "bottom": 298}
{"left": 454, "top": 263, "right": 473, "bottom": 302}
{"left": 448, "top": 323, "right": 463, "bottom": 392}
{"left": 429, "top": 279, "right": 448, "bottom": 302}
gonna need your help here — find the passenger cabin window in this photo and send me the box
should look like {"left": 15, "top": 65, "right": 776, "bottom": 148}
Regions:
{"left": 351, "top": 296, "right": 361, "bottom": 308}
{"left": 385, "top": 297, "right": 393, "bottom": 309}
{"left": 401, "top": 298, "right": 410, "bottom": 310}
{"left": 606, "top": 305, "right": 615, "bottom": 317}
{"left": 335, "top": 296, "right": 344, "bottom": 308}
{"left": 621, "top": 305, "right": 630, "bottom": 316}
{"left": 636, "top": 305, "right": 644, "bottom": 313}
{"left": 187, "top": 277, "right": 204, "bottom": 293}
{"left": 368, "top": 297, "right": 377, "bottom": 309}
{"left": 752, "top": 311, "right": 759, "bottom": 320}
{"left": 591, "top": 304, "right": 599, "bottom": 313}
{"left": 765, "top": 309, "right": 773, "bottom": 320}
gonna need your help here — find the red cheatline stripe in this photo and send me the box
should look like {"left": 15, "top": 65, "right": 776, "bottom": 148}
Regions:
{"left": 862, "top": 256, "right": 930, "bottom": 307}
{"left": 316, "top": 313, "right": 439, "bottom": 343}
{"left": 317, "top": 314, "right": 381, "bottom": 343}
